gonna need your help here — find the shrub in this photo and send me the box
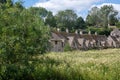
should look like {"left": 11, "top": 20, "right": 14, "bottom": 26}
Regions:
{"left": 0, "top": 4, "right": 50, "bottom": 80}
{"left": 64, "top": 43, "right": 72, "bottom": 51}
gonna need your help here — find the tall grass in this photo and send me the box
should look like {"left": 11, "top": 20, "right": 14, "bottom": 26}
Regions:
{"left": 33, "top": 49, "right": 120, "bottom": 80}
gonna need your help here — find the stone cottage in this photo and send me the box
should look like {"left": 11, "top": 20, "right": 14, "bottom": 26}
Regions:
{"left": 50, "top": 30, "right": 80, "bottom": 52}
{"left": 107, "top": 28, "right": 120, "bottom": 48}
{"left": 78, "top": 33, "right": 107, "bottom": 49}
{"left": 49, "top": 29, "right": 108, "bottom": 52}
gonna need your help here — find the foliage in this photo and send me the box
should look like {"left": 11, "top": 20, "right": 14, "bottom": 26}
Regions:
{"left": 45, "top": 11, "right": 56, "bottom": 27}
{"left": 86, "top": 5, "right": 118, "bottom": 28}
{"left": 33, "top": 49, "right": 120, "bottom": 80}
{"left": 109, "top": 13, "right": 118, "bottom": 26}
{"left": 86, "top": 7, "right": 101, "bottom": 27}
{"left": 14, "top": 0, "right": 24, "bottom": 9}
{"left": 116, "top": 21, "right": 120, "bottom": 28}
{"left": 87, "top": 27, "right": 112, "bottom": 36}
{"left": 0, "top": 0, "right": 6, "bottom": 4}
{"left": 0, "top": 0, "right": 120, "bottom": 79}
{"left": 64, "top": 43, "right": 72, "bottom": 51}
{"left": 55, "top": 9, "right": 77, "bottom": 32}
{"left": 28, "top": 7, "right": 48, "bottom": 19}
{"left": 0, "top": 1, "right": 50, "bottom": 80}
{"left": 1, "top": 49, "right": 120, "bottom": 80}
{"left": 75, "top": 16, "right": 86, "bottom": 29}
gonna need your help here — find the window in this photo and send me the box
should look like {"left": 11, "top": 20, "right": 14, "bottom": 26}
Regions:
{"left": 55, "top": 41, "right": 58, "bottom": 45}
{"left": 62, "top": 42, "right": 64, "bottom": 47}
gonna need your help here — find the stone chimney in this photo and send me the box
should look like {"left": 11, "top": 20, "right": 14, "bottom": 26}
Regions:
{"left": 80, "top": 30, "right": 83, "bottom": 35}
{"left": 57, "top": 28, "right": 60, "bottom": 32}
{"left": 66, "top": 28, "right": 69, "bottom": 33}
{"left": 95, "top": 32, "right": 97, "bottom": 35}
{"left": 88, "top": 31, "right": 91, "bottom": 35}
{"left": 75, "top": 30, "right": 78, "bottom": 34}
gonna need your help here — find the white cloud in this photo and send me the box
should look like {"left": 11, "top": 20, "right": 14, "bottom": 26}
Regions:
{"left": 33, "top": 0, "right": 120, "bottom": 19}
{"left": 33, "top": 0, "right": 103, "bottom": 16}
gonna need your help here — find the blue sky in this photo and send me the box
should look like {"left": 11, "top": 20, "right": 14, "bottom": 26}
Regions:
{"left": 14, "top": 0, "right": 120, "bottom": 18}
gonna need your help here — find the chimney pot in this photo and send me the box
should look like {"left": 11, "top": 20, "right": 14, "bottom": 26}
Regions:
{"left": 80, "top": 31, "right": 83, "bottom": 35}
{"left": 95, "top": 32, "right": 97, "bottom": 35}
{"left": 88, "top": 31, "right": 91, "bottom": 35}
{"left": 66, "top": 28, "right": 69, "bottom": 33}
{"left": 75, "top": 30, "right": 78, "bottom": 34}
{"left": 57, "top": 28, "right": 60, "bottom": 32}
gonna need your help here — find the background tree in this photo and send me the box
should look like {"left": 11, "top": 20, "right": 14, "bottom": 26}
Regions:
{"left": 14, "top": 0, "right": 24, "bottom": 10}
{"left": 0, "top": 0, "right": 6, "bottom": 4}
{"left": 100, "top": 5, "right": 118, "bottom": 28}
{"left": 55, "top": 9, "right": 77, "bottom": 31}
{"left": 116, "top": 21, "right": 120, "bottom": 28}
{"left": 5, "top": 0, "right": 13, "bottom": 8}
{"left": 109, "top": 11, "right": 118, "bottom": 26}
{"left": 86, "top": 7, "right": 102, "bottom": 27}
{"left": 28, "top": 7, "right": 48, "bottom": 20}
{"left": 86, "top": 14, "right": 93, "bottom": 26}
{"left": 75, "top": 16, "right": 86, "bottom": 29}
{"left": 86, "top": 5, "right": 118, "bottom": 28}
{"left": 45, "top": 11, "right": 56, "bottom": 27}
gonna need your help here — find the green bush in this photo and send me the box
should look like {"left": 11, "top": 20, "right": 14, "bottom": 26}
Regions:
{"left": 87, "top": 27, "right": 112, "bottom": 36}
{"left": 0, "top": 2, "right": 50, "bottom": 80}
{"left": 116, "top": 22, "right": 120, "bottom": 28}
{"left": 64, "top": 43, "right": 72, "bottom": 51}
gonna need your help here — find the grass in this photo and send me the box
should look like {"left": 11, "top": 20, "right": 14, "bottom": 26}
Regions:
{"left": 33, "top": 49, "right": 120, "bottom": 80}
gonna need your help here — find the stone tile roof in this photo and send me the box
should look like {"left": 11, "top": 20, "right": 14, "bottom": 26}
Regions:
{"left": 51, "top": 31, "right": 107, "bottom": 42}
{"left": 110, "top": 36, "right": 120, "bottom": 44}
{"left": 51, "top": 31, "right": 68, "bottom": 40}
{"left": 111, "top": 28, "right": 120, "bottom": 36}
{"left": 79, "top": 34, "right": 107, "bottom": 41}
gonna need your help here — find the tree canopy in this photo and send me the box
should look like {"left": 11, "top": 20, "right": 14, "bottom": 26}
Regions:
{"left": 86, "top": 5, "right": 118, "bottom": 28}
{"left": 55, "top": 9, "right": 77, "bottom": 31}
{"left": 75, "top": 16, "right": 86, "bottom": 29}
{"left": 45, "top": 11, "right": 56, "bottom": 27}
{"left": 0, "top": 0, "right": 6, "bottom": 4}
{"left": 0, "top": 1, "right": 50, "bottom": 79}
{"left": 28, "top": 7, "right": 48, "bottom": 20}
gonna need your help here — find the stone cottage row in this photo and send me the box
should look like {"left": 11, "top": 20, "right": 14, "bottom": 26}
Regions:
{"left": 49, "top": 29, "right": 120, "bottom": 52}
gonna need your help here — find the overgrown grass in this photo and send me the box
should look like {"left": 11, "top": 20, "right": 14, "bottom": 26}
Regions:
{"left": 33, "top": 49, "right": 120, "bottom": 80}
{"left": 1, "top": 49, "right": 120, "bottom": 80}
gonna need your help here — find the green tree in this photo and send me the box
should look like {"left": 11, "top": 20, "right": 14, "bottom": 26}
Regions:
{"left": 0, "top": 1, "right": 50, "bottom": 79}
{"left": 100, "top": 5, "right": 118, "bottom": 27}
{"left": 55, "top": 9, "right": 77, "bottom": 31}
{"left": 0, "top": 8, "right": 50, "bottom": 62}
{"left": 109, "top": 12, "right": 118, "bottom": 26}
{"left": 116, "top": 21, "right": 120, "bottom": 28}
{"left": 14, "top": 0, "right": 24, "bottom": 10}
{"left": 45, "top": 11, "right": 56, "bottom": 27}
{"left": 86, "top": 7, "right": 102, "bottom": 27}
{"left": 0, "top": 0, "right": 6, "bottom": 9}
{"left": 5, "top": 0, "right": 13, "bottom": 8}
{"left": 86, "top": 5, "right": 118, "bottom": 28}
{"left": 86, "top": 7, "right": 101, "bottom": 27}
{"left": 0, "top": 0, "right": 6, "bottom": 4}
{"left": 75, "top": 16, "right": 86, "bottom": 29}
{"left": 28, "top": 7, "right": 48, "bottom": 20}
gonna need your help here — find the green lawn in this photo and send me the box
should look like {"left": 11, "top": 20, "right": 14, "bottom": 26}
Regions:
{"left": 33, "top": 49, "right": 120, "bottom": 80}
